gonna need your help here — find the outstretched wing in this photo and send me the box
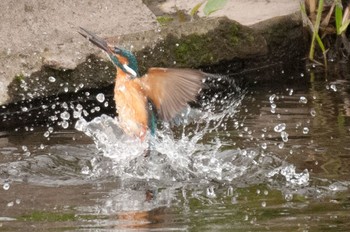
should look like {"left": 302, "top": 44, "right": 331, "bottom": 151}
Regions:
{"left": 140, "top": 68, "right": 205, "bottom": 121}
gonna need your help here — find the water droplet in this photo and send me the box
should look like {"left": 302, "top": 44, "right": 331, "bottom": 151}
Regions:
{"left": 3, "top": 183, "right": 10, "bottom": 190}
{"left": 303, "top": 127, "right": 309, "bottom": 134}
{"left": 278, "top": 142, "right": 284, "bottom": 149}
{"left": 96, "top": 93, "right": 105, "bottom": 103}
{"left": 64, "top": 87, "right": 68, "bottom": 92}
{"left": 263, "top": 190, "right": 268, "bottom": 195}
{"left": 310, "top": 108, "right": 316, "bottom": 117}
{"left": 81, "top": 166, "right": 90, "bottom": 175}
{"left": 299, "top": 96, "right": 307, "bottom": 104}
{"left": 48, "top": 76, "right": 56, "bottom": 82}
{"left": 288, "top": 89, "right": 294, "bottom": 96}
{"left": 269, "top": 94, "right": 276, "bottom": 103}
{"left": 274, "top": 123, "right": 286, "bottom": 132}
{"left": 22, "top": 145, "right": 28, "bottom": 152}
{"left": 15, "top": 199, "right": 21, "bottom": 204}
{"left": 60, "top": 111, "right": 70, "bottom": 120}
{"left": 21, "top": 107, "right": 28, "bottom": 112}
{"left": 206, "top": 186, "right": 216, "bottom": 198}
{"left": 76, "top": 104, "right": 83, "bottom": 111}
{"left": 61, "top": 121, "right": 69, "bottom": 129}
{"left": 7, "top": 201, "right": 14, "bottom": 207}
{"left": 284, "top": 193, "right": 293, "bottom": 201}
{"left": 43, "top": 131, "right": 50, "bottom": 137}
{"left": 261, "top": 143, "right": 267, "bottom": 150}
{"left": 330, "top": 84, "right": 337, "bottom": 92}
{"left": 281, "top": 131, "right": 289, "bottom": 142}
{"left": 227, "top": 186, "right": 234, "bottom": 196}
{"left": 261, "top": 201, "right": 266, "bottom": 207}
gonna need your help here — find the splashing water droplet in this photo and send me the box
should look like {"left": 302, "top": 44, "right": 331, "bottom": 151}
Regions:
{"left": 284, "top": 193, "right": 293, "bottom": 201}
{"left": 96, "top": 93, "right": 105, "bottom": 103}
{"left": 274, "top": 123, "right": 286, "bottom": 132}
{"left": 61, "top": 121, "right": 69, "bottom": 129}
{"left": 48, "top": 76, "right": 56, "bottom": 82}
{"left": 299, "top": 96, "right": 307, "bottom": 104}
{"left": 281, "top": 131, "right": 289, "bottom": 142}
{"left": 7, "top": 201, "right": 14, "bottom": 207}
{"left": 81, "top": 166, "right": 91, "bottom": 175}
{"left": 310, "top": 108, "right": 316, "bottom": 117}
{"left": 60, "top": 111, "right": 70, "bottom": 120}
{"left": 289, "top": 89, "right": 294, "bottom": 96}
{"left": 3, "top": 183, "right": 10, "bottom": 190}
{"left": 330, "top": 84, "right": 337, "bottom": 92}
{"left": 206, "top": 186, "right": 216, "bottom": 198}
{"left": 269, "top": 94, "right": 276, "bottom": 103}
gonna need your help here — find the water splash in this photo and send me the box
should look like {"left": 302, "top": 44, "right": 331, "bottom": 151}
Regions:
{"left": 73, "top": 79, "right": 310, "bottom": 190}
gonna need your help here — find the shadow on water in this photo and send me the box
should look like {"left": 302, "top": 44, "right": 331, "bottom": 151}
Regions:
{"left": 1, "top": 61, "right": 350, "bottom": 231}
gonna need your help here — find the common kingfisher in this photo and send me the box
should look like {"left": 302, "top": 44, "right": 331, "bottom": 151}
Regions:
{"left": 79, "top": 28, "right": 205, "bottom": 141}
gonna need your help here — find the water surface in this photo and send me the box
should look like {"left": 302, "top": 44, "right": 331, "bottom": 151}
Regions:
{"left": 1, "top": 63, "right": 350, "bottom": 231}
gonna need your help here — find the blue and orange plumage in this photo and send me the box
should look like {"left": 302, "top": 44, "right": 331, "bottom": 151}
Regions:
{"left": 79, "top": 28, "right": 205, "bottom": 141}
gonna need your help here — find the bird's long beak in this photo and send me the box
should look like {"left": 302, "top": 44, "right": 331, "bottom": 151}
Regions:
{"left": 79, "top": 27, "right": 111, "bottom": 54}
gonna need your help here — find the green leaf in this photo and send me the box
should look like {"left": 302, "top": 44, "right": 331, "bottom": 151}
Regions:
{"left": 203, "top": 0, "right": 228, "bottom": 16}
{"left": 190, "top": 1, "right": 205, "bottom": 17}
{"left": 335, "top": 1, "right": 343, "bottom": 34}
{"left": 339, "top": 20, "right": 350, "bottom": 34}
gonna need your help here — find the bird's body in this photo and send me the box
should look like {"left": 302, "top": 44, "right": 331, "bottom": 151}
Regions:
{"left": 79, "top": 28, "right": 205, "bottom": 141}
{"left": 114, "top": 70, "right": 148, "bottom": 140}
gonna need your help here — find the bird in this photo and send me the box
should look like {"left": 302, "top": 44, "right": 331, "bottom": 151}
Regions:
{"left": 79, "top": 27, "right": 206, "bottom": 142}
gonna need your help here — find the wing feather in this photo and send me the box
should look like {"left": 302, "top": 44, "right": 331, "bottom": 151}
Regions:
{"left": 140, "top": 68, "right": 205, "bottom": 121}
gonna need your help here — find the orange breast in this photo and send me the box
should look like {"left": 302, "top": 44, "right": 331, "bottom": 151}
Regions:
{"left": 114, "top": 74, "right": 148, "bottom": 140}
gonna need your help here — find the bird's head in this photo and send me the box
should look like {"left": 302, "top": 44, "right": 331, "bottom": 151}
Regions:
{"left": 79, "top": 27, "right": 139, "bottom": 78}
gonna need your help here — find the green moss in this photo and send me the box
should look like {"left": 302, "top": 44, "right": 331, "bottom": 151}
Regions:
{"left": 229, "top": 24, "right": 240, "bottom": 46}
{"left": 14, "top": 73, "right": 25, "bottom": 83}
{"left": 156, "top": 16, "right": 174, "bottom": 25}
{"left": 174, "top": 34, "right": 214, "bottom": 65}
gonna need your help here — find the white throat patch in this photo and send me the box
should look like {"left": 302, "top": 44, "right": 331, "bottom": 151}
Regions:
{"left": 123, "top": 64, "right": 137, "bottom": 78}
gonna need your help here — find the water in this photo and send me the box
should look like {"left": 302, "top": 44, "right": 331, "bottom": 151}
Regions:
{"left": 1, "top": 64, "right": 350, "bottom": 231}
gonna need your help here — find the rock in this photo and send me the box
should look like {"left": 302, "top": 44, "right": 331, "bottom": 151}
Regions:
{"left": 0, "top": 0, "right": 304, "bottom": 105}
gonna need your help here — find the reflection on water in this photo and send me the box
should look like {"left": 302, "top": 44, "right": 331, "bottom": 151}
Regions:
{"left": 1, "top": 65, "right": 350, "bottom": 230}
